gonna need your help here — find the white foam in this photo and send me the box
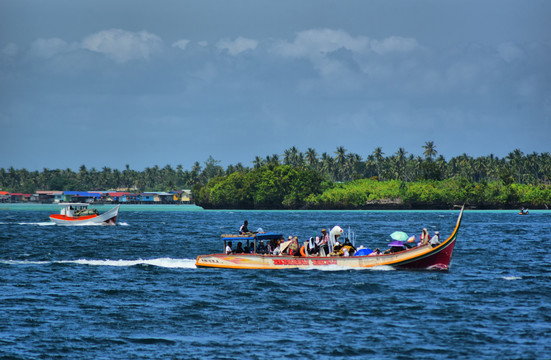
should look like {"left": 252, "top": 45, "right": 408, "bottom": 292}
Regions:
{"left": 0, "top": 260, "right": 51, "bottom": 265}
{"left": 118, "top": 222, "right": 130, "bottom": 226}
{"left": 16, "top": 222, "right": 55, "bottom": 226}
{"left": 502, "top": 276, "right": 522, "bottom": 281}
{"left": 61, "top": 258, "right": 197, "bottom": 268}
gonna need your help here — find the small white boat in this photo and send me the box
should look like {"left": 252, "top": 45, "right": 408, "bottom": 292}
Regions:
{"left": 49, "top": 203, "right": 120, "bottom": 225}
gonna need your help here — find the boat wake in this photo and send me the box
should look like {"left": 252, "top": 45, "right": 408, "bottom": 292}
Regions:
{"left": 0, "top": 258, "right": 197, "bottom": 269}
{"left": 12, "top": 222, "right": 56, "bottom": 226}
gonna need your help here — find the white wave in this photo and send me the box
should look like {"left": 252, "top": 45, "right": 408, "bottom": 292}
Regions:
{"left": 0, "top": 260, "right": 51, "bottom": 265}
{"left": 0, "top": 258, "right": 197, "bottom": 269}
{"left": 16, "top": 222, "right": 55, "bottom": 226}
{"left": 502, "top": 276, "right": 522, "bottom": 281}
{"left": 61, "top": 258, "right": 197, "bottom": 268}
{"left": 119, "top": 222, "right": 130, "bottom": 226}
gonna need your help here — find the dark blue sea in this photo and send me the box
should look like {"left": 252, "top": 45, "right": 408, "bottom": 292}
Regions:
{"left": 1, "top": 204, "right": 550, "bottom": 359}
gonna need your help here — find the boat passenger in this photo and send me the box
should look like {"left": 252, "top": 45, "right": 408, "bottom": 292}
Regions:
{"left": 342, "top": 238, "right": 356, "bottom": 256}
{"left": 288, "top": 237, "right": 299, "bottom": 256}
{"left": 235, "top": 242, "right": 244, "bottom": 254}
{"left": 330, "top": 240, "right": 343, "bottom": 256}
{"left": 257, "top": 240, "right": 267, "bottom": 254}
{"left": 308, "top": 237, "right": 318, "bottom": 255}
{"left": 244, "top": 242, "right": 252, "bottom": 253}
{"left": 272, "top": 240, "right": 282, "bottom": 256}
{"left": 368, "top": 248, "right": 381, "bottom": 256}
{"left": 225, "top": 241, "right": 233, "bottom": 255}
{"left": 239, "top": 220, "right": 249, "bottom": 234}
{"left": 420, "top": 228, "right": 431, "bottom": 246}
{"left": 317, "top": 229, "right": 329, "bottom": 256}
{"left": 384, "top": 245, "right": 405, "bottom": 254}
{"left": 429, "top": 231, "right": 440, "bottom": 247}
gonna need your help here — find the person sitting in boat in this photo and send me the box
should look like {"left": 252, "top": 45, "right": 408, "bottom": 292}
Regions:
{"left": 239, "top": 220, "right": 249, "bottom": 234}
{"left": 308, "top": 237, "right": 318, "bottom": 255}
{"left": 234, "top": 242, "right": 244, "bottom": 254}
{"left": 429, "top": 231, "right": 440, "bottom": 247}
{"left": 368, "top": 248, "right": 381, "bottom": 256}
{"left": 329, "top": 239, "right": 343, "bottom": 256}
{"left": 256, "top": 240, "right": 267, "bottom": 254}
{"left": 384, "top": 244, "right": 405, "bottom": 254}
{"left": 272, "top": 238, "right": 284, "bottom": 255}
{"left": 225, "top": 241, "right": 233, "bottom": 255}
{"left": 290, "top": 237, "right": 300, "bottom": 256}
{"left": 420, "top": 228, "right": 431, "bottom": 246}
{"left": 341, "top": 238, "right": 356, "bottom": 256}
{"left": 244, "top": 242, "right": 252, "bottom": 253}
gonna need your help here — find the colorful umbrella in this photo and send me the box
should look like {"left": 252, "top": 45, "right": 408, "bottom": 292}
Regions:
{"left": 388, "top": 240, "right": 405, "bottom": 247}
{"left": 390, "top": 231, "right": 409, "bottom": 241}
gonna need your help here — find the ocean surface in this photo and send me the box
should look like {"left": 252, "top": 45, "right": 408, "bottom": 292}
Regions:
{"left": 1, "top": 205, "right": 550, "bottom": 359}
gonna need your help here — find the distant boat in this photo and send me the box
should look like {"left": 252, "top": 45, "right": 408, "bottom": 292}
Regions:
{"left": 49, "top": 203, "right": 120, "bottom": 225}
{"left": 196, "top": 206, "right": 464, "bottom": 270}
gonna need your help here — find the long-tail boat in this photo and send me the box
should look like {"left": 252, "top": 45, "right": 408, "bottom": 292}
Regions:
{"left": 49, "top": 203, "right": 120, "bottom": 225}
{"left": 196, "top": 206, "right": 464, "bottom": 270}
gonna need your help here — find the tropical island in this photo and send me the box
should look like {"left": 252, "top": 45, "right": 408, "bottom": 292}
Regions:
{"left": 1, "top": 142, "right": 550, "bottom": 210}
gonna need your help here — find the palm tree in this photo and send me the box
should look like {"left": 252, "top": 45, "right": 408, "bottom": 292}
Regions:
{"left": 253, "top": 156, "right": 264, "bottom": 169}
{"left": 372, "top": 147, "right": 385, "bottom": 180}
{"left": 395, "top": 148, "right": 407, "bottom": 180}
{"left": 422, "top": 141, "right": 437, "bottom": 161}
{"left": 334, "top": 146, "right": 347, "bottom": 181}
{"left": 305, "top": 148, "right": 319, "bottom": 169}
{"left": 507, "top": 149, "right": 524, "bottom": 183}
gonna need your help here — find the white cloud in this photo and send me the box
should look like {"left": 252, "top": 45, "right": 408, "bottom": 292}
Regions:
{"left": 81, "top": 29, "right": 162, "bottom": 63}
{"left": 29, "top": 38, "right": 72, "bottom": 58}
{"left": 198, "top": 41, "right": 209, "bottom": 47}
{"left": 272, "top": 29, "right": 369, "bottom": 59}
{"left": 172, "top": 39, "right": 190, "bottom": 51}
{"left": 216, "top": 37, "right": 258, "bottom": 55}
{"left": 370, "top": 36, "right": 418, "bottom": 54}
{"left": 497, "top": 42, "right": 524, "bottom": 62}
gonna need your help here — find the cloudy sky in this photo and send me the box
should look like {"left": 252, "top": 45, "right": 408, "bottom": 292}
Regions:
{"left": 1, "top": 0, "right": 550, "bottom": 171}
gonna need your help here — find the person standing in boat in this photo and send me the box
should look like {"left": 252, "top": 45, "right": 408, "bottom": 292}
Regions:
{"left": 239, "top": 220, "right": 249, "bottom": 234}
{"left": 420, "top": 228, "right": 431, "bottom": 246}
{"left": 317, "top": 229, "right": 329, "bottom": 256}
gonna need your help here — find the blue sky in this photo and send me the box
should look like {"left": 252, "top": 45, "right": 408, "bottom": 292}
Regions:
{"left": 1, "top": 0, "right": 550, "bottom": 171}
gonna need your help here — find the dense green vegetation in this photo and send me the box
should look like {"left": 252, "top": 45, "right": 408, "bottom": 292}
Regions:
{"left": 2, "top": 143, "right": 550, "bottom": 209}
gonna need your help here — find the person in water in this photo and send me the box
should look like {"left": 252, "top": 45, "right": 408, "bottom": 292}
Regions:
{"left": 239, "top": 220, "right": 249, "bottom": 234}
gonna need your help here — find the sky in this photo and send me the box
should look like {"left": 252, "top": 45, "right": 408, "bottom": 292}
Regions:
{"left": 1, "top": 0, "right": 550, "bottom": 171}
